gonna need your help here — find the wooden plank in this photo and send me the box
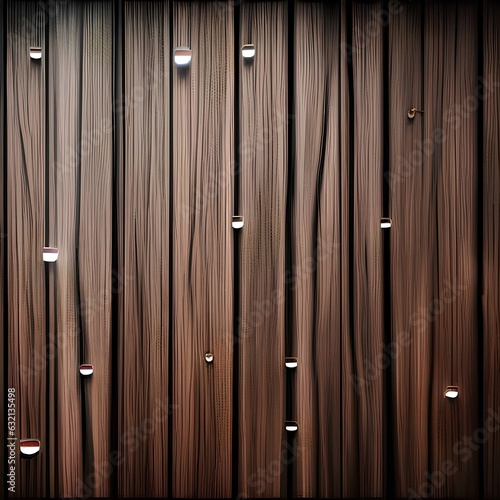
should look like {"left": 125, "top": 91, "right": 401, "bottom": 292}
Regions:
{"left": 0, "top": 3, "right": 5, "bottom": 495}
{"left": 237, "top": 2, "right": 287, "bottom": 497}
{"left": 342, "top": 2, "right": 384, "bottom": 497}
{"left": 6, "top": 2, "right": 47, "bottom": 497}
{"left": 47, "top": 2, "right": 83, "bottom": 496}
{"left": 388, "top": 2, "right": 433, "bottom": 497}
{"left": 339, "top": 0, "right": 351, "bottom": 493}
{"left": 292, "top": 2, "right": 342, "bottom": 497}
{"left": 78, "top": 3, "right": 113, "bottom": 497}
{"left": 118, "top": 1, "right": 170, "bottom": 496}
{"left": 171, "top": 2, "right": 234, "bottom": 496}
{"left": 483, "top": 1, "right": 500, "bottom": 497}
{"left": 424, "top": 2, "right": 479, "bottom": 497}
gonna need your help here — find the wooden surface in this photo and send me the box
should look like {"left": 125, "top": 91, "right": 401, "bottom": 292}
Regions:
{"left": 389, "top": 2, "right": 431, "bottom": 497}
{"left": 1, "top": 1, "right": 498, "bottom": 498}
{"left": 6, "top": 2, "right": 47, "bottom": 497}
{"left": 292, "top": 2, "right": 342, "bottom": 497}
{"left": 171, "top": 2, "right": 234, "bottom": 497}
{"left": 483, "top": 1, "right": 500, "bottom": 498}
{"left": 119, "top": 2, "right": 169, "bottom": 497}
{"left": 237, "top": 2, "right": 287, "bottom": 498}
{"left": 425, "top": 3, "right": 479, "bottom": 497}
{"left": 343, "top": 2, "right": 384, "bottom": 497}
{"left": 46, "top": 2, "right": 113, "bottom": 496}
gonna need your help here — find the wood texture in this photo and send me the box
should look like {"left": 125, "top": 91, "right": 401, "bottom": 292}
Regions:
{"left": 171, "top": 2, "right": 234, "bottom": 497}
{"left": 119, "top": 2, "right": 169, "bottom": 497}
{"left": 6, "top": 2, "right": 47, "bottom": 497}
{"left": 238, "top": 2, "right": 287, "bottom": 497}
{"left": 424, "top": 3, "right": 479, "bottom": 497}
{"left": 2, "top": 1, "right": 500, "bottom": 498}
{"left": 342, "top": 2, "right": 384, "bottom": 497}
{"left": 483, "top": 1, "right": 500, "bottom": 497}
{"left": 388, "top": 2, "right": 433, "bottom": 497}
{"left": 292, "top": 2, "right": 342, "bottom": 497}
{"left": 79, "top": 3, "right": 113, "bottom": 497}
{"left": 47, "top": 4, "right": 84, "bottom": 494}
{"left": 339, "top": 1, "right": 351, "bottom": 494}
{"left": 47, "top": 3, "right": 113, "bottom": 496}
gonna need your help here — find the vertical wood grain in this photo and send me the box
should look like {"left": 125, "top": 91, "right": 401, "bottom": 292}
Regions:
{"left": 425, "top": 2, "right": 479, "bottom": 497}
{"left": 237, "top": 2, "right": 287, "bottom": 497}
{"left": 1, "top": 2, "right": 498, "bottom": 497}
{"left": 483, "top": 1, "right": 500, "bottom": 497}
{"left": 47, "top": 2, "right": 83, "bottom": 495}
{"left": 119, "top": 2, "right": 169, "bottom": 496}
{"left": 0, "top": 3, "right": 5, "bottom": 494}
{"left": 388, "top": 2, "right": 433, "bottom": 497}
{"left": 342, "top": 2, "right": 384, "bottom": 497}
{"left": 292, "top": 2, "right": 342, "bottom": 497}
{"left": 79, "top": 3, "right": 113, "bottom": 497}
{"left": 172, "top": 2, "right": 234, "bottom": 497}
{"left": 339, "top": 0, "right": 351, "bottom": 494}
{"left": 6, "top": 2, "right": 47, "bottom": 497}
{"left": 113, "top": 0, "right": 125, "bottom": 496}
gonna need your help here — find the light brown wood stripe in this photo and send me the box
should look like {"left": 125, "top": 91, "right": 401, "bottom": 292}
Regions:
{"left": 172, "top": 2, "right": 234, "bottom": 497}
{"left": 119, "top": 2, "right": 169, "bottom": 496}
{"left": 7, "top": 2, "right": 47, "bottom": 497}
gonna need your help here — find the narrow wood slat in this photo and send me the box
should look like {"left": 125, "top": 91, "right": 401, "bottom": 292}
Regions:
{"left": 425, "top": 3, "right": 479, "bottom": 497}
{"left": 292, "top": 2, "right": 342, "bottom": 497}
{"left": 79, "top": 3, "right": 113, "bottom": 497}
{"left": 342, "top": 2, "right": 384, "bottom": 497}
{"left": 7, "top": 2, "right": 47, "bottom": 497}
{"left": 47, "top": 3, "right": 83, "bottom": 495}
{"left": 237, "top": 2, "right": 287, "bottom": 498}
{"left": 119, "top": 2, "right": 169, "bottom": 496}
{"left": 172, "top": 2, "right": 233, "bottom": 497}
{"left": 388, "top": 2, "right": 432, "bottom": 497}
{"left": 483, "top": 1, "right": 500, "bottom": 497}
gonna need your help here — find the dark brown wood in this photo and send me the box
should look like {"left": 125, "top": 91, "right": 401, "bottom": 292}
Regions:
{"left": 339, "top": 0, "right": 351, "bottom": 494}
{"left": 483, "top": 1, "right": 500, "bottom": 497}
{"left": 237, "top": 2, "right": 287, "bottom": 498}
{"left": 342, "top": 2, "right": 384, "bottom": 497}
{"left": 6, "top": 2, "right": 47, "bottom": 497}
{"left": 78, "top": 3, "right": 113, "bottom": 497}
{"left": 424, "top": 2, "right": 479, "bottom": 497}
{"left": 388, "top": 1, "right": 433, "bottom": 497}
{"left": 1, "top": 1, "right": 498, "bottom": 497}
{"left": 47, "top": 3, "right": 84, "bottom": 495}
{"left": 292, "top": 2, "right": 342, "bottom": 497}
{"left": 118, "top": 2, "right": 169, "bottom": 497}
{"left": 171, "top": 2, "right": 234, "bottom": 497}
